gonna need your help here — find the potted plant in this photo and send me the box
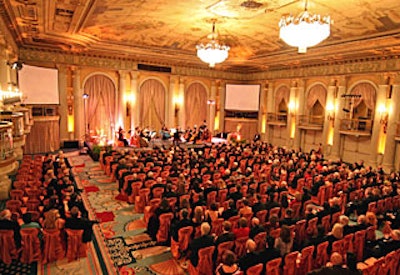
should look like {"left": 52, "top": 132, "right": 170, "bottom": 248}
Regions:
{"left": 91, "top": 145, "right": 102, "bottom": 161}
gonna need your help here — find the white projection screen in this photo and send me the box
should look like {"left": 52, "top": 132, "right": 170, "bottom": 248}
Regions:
{"left": 18, "top": 64, "right": 59, "bottom": 104}
{"left": 225, "top": 84, "right": 260, "bottom": 111}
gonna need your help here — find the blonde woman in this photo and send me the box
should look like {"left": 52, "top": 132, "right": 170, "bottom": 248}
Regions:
{"left": 42, "top": 209, "right": 65, "bottom": 230}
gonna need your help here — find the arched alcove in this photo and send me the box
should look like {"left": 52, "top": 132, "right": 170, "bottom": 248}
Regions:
{"left": 139, "top": 79, "right": 166, "bottom": 130}
{"left": 185, "top": 82, "right": 207, "bottom": 128}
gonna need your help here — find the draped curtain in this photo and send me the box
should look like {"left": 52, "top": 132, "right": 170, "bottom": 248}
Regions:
{"left": 185, "top": 83, "right": 207, "bottom": 128}
{"left": 351, "top": 83, "right": 376, "bottom": 110}
{"left": 84, "top": 75, "right": 116, "bottom": 140}
{"left": 307, "top": 84, "right": 327, "bottom": 109}
{"left": 275, "top": 86, "right": 290, "bottom": 112}
{"left": 139, "top": 79, "right": 165, "bottom": 130}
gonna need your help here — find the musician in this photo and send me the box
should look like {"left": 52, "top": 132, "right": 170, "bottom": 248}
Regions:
{"left": 118, "top": 127, "right": 129, "bottom": 146}
{"left": 173, "top": 127, "right": 182, "bottom": 145}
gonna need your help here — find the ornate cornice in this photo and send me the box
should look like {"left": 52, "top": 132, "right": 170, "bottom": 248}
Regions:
{"left": 19, "top": 47, "right": 400, "bottom": 82}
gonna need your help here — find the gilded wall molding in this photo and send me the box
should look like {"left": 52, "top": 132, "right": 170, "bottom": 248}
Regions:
{"left": 19, "top": 47, "right": 400, "bottom": 82}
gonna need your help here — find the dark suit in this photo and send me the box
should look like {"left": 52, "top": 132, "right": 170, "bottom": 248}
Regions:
{"left": 239, "top": 251, "right": 261, "bottom": 274}
{"left": 308, "top": 265, "right": 361, "bottom": 275}
{"left": 215, "top": 232, "right": 235, "bottom": 246}
{"left": 249, "top": 225, "right": 265, "bottom": 239}
{"left": 0, "top": 219, "right": 21, "bottom": 247}
{"left": 258, "top": 247, "right": 281, "bottom": 265}
{"left": 171, "top": 218, "right": 193, "bottom": 241}
{"left": 221, "top": 208, "right": 238, "bottom": 220}
{"left": 65, "top": 217, "right": 97, "bottom": 243}
{"left": 188, "top": 235, "right": 214, "bottom": 267}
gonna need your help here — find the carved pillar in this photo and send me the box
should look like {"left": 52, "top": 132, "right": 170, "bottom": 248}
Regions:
{"left": 369, "top": 84, "right": 388, "bottom": 167}
{"left": 0, "top": 45, "right": 8, "bottom": 95}
{"left": 58, "top": 65, "right": 68, "bottom": 143}
{"left": 209, "top": 81, "right": 216, "bottom": 132}
{"left": 265, "top": 82, "right": 274, "bottom": 143}
{"left": 168, "top": 76, "right": 177, "bottom": 128}
{"left": 72, "top": 67, "right": 83, "bottom": 141}
{"left": 294, "top": 81, "right": 305, "bottom": 149}
{"left": 323, "top": 80, "right": 338, "bottom": 156}
{"left": 382, "top": 84, "right": 400, "bottom": 171}
{"left": 259, "top": 82, "right": 268, "bottom": 139}
{"left": 219, "top": 82, "right": 226, "bottom": 132}
{"left": 129, "top": 71, "right": 139, "bottom": 131}
{"left": 287, "top": 81, "right": 297, "bottom": 148}
{"left": 118, "top": 70, "right": 128, "bottom": 129}
{"left": 330, "top": 79, "right": 347, "bottom": 160}
{"left": 178, "top": 77, "right": 185, "bottom": 128}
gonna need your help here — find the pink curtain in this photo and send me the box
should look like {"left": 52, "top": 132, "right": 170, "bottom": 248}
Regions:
{"left": 307, "top": 84, "right": 327, "bottom": 109}
{"left": 185, "top": 83, "right": 207, "bottom": 128}
{"left": 83, "top": 75, "right": 116, "bottom": 139}
{"left": 139, "top": 79, "right": 165, "bottom": 129}
{"left": 275, "top": 86, "right": 290, "bottom": 112}
{"left": 351, "top": 83, "right": 376, "bottom": 110}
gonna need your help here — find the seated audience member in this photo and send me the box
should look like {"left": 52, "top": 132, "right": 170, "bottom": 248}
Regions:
{"left": 274, "top": 225, "right": 293, "bottom": 257}
{"left": 0, "top": 209, "right": 21, "bottom": 248}
{"left": 339, "top": 215, "right": 354, "bottom": 235}
{"left": 21, "top": 213, "right": 43, "bottom": 239}
{"left": 239, "top": 239, "right": 261, "bottom": 274}
{"left": 308, "top": 252, "right": 359, "bottom": 275}
{"left": 367, "top": 229, "right": 400, "bottom": 258}
{"left": 188, "top": 222, "right": 214, "bottom": 268}
{"left": 215, "top": 250, "right": 241, "bottom": 275}
{"left": 147, "top": 198, "right": 172, "bottom": 240}
{"left": 251, "top": 194, "right": 266, "bottom": 214}
{"left": 325, "top": 223, "right": 344, "bottom": 254}
{"left": 239, "top": 199, "right": 253, "bottom": 216}
{"left": 171, "top": 208, "right": 193, "bottom": 242}
{"left": 43, "top": 209, "right": 65, "bottom": 230}
{"left": 233, "top": 217, "right": 250, "bottom": 239}
{"left": 215, "top": 221, "right": 235, "bottom": 246}
{"left": 221, "top": 200, "right": 238, "bottom": 220}
{"left": 68, "top": 193, "right": 88, "bottom": 218}
{"left": 206, "top": 202, "right": 220, "bottom": 222}
{"left": 258, "top": 236, "right": 281, "bottom": 265}
{"left": 65, "top": 206, "right": 99, "bottom": 243}
{"left": 280, "top": 208, "right": 297, "bottom": 226}
{"left": 249, "top": 217, "right": 265, "bottom": 239}
{"left": 304, "top": 224, "right": 326, "bottom": 250}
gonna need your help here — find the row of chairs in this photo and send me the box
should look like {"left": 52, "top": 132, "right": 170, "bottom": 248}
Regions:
{"left": 0, "top": 228, "right": 86, "bottom": 265}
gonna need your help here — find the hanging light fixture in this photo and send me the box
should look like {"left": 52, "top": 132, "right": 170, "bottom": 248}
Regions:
{"left": 279, "top": 0, "right": 331, "bottom": 53}
{"left": 196, "top": 21, "right": 230, "bottom": 67}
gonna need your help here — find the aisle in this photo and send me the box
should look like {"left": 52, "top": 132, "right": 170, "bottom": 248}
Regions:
{"left": 69, "top": 154, "right": 185, "bottom": 275}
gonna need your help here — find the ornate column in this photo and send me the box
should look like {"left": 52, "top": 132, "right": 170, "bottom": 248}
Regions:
{"left": 57, "top": 65, "right": 68, "bottom": 144}
{"left": 265, "top": 82, "right": 274, "bottom": 143}
{"left": 258, "top": 82, "right": 268, "bottom": 139}
{"left": 168, "top": 75, "right": 177, "bottom": 128}
{"left": 118, "top": 70, "right": 128, "bottom": 130}
{"left": 382, "top": 84, "right": 400, "bottom": 171}
{"left": 72, "top": 67, "right": 83, "bottom": 141}
{"left": 178, "top": 77, "right": 185, "bottom": 128}
{"left": 294, "top": 80, "right": 305, "bottom": 149}
{"left": 0, "top": 45, "right": 8, "bottom": 93}
{"left": 219, "top": 82, "right": 226, "bottom": 132}
{"left": 369, "top": 82, "right": 388, "bottom": 167}
{"left": 330, "top": 77, "right": 347, "bottom": 160}
{"left": 209, "top": 80, "right": 216, "bottom": 132}
{"left": 130, "top": 71, "right": 139, "bottom": 131}
{"left": 323, "top": 79, "right": 338, "bottom": 156}
{"left": 287, "top": 81, "right": 298, "bottom": 148}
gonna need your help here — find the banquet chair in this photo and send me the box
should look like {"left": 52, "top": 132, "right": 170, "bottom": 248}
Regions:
{"left": 0, "top": 230, "right": 19, "bottom": 265}
{"left": 246, "top": 263, "right": 263, "bottom": 275}
{"left": 216, "top": 241, "right": 234, "bottom": 264}
{"left": 254, "top": 232, "right": 267, "bottom": 252}
{"left": 42, "top": 229, "right": 65, "bottom": 264}
{"left": 315, "top": 241, "right": 329, "bottom": 269}
{"left": 156, "top": 213, "right": 174, "bottom": 243}
{"left": 188, "top": 246, "right": 215, "bottom": 275}
{"left": 283, "top": 251, "right": 299, "bottom": 275}
{"left": 234, "top": 237, "right": 248, "bottom": 258}
{"left": 65, "top": 229, "right": 87, "bottom": 262}
{"left": 298, "top": 246, "right": 315, "bottom": 275}
{"left": 354, "top": 230, "right": 366, "bottom": 261}
{"left": 20, "top": 228, "right": 41, "bottom": 264}
{"left": 266, "top": 258, "right": 282, "bottom": 275}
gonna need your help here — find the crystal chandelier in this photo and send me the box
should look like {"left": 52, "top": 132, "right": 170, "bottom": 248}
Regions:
{"left": 279, "top": 0, "right": 331, "bottom": 53}
{"left": 196, "top": 21, "right": 230, "bottom": 68}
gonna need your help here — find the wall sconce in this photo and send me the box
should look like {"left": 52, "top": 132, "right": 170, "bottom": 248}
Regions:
{"left": 67, "top": 95, "right": 74, "bottom": 115}
{"left": 378, "top": 103, "right": 388, "bottom": 133}
{"left": 326, "top": 101, "right": 335, "bottom": 123}
{"left": 288, "top": 100, "right": 296, "bottom": 117}
{"left": 207, "top": 99, "right": 215, "bottom": 105}
{"left": 173, "top": 95, "right": 183, "bottom": 115}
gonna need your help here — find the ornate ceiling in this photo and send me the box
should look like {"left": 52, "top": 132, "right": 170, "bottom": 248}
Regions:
{"left": 1, "top": 0, "right": 400, "bottom": 72}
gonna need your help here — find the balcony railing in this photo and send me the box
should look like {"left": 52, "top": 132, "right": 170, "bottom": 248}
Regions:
{"left": 267, "top": 112, "right": 287, "bottom": 126}
{"left": 339, "top": 119, "right": 373, "bottom": 136}
{"left": 298, "top": 115, "right": 324, "bottom": 129}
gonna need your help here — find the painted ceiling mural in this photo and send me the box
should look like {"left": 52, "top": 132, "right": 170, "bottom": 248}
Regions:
{"left": 1, "top": 0, "right": 400, "bottom": 71}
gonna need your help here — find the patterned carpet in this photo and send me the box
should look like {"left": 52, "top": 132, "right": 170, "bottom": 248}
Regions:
{"left": 69, "top": 154, "right": 184, "bottom": 275}
{"left": 0, "top": 260, "right": 36, "bottom": 275}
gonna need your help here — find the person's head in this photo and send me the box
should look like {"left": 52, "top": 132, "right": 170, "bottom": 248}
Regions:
{"left": 269, "top": 214, "right": 279, "bottom": 225}
{"left": 222, "top": 221, "right": 232, "bottom": 232}
{"left": 180, "top": 208, "right": 189, "bottom": 220}
{"left": 330, "top": 252, "right": 343, "bottom": 266}
{"left": 221, "top": 250, "right": 236, "bottom": 267}
{"left": 70, "top": 206, "right": 80, "bottom": 218}
{"left": 160, "top": 198, "right": 169, "bottom": 209}
{"left": 22, "top": 213, "right": 32, "bottom": 224}
{"left": 0, "top": 209, "right": 11, "bottom": 220}
{"left": 200, "top": 222, "right": 211, "bottom": 236}
{"left": 251, "top": 217, "right": 260, "bottom": 227}
{"left": 285, "top": 208, "right": 293, "bottom": 218}
{"left": 228, "top": 200, "right": 235, "bottom": 209}
{"left": 339, "top": 215, "right": 349, "bottom": 226}
{"left": 390, "top": 229, "right": 400, "bottom": 240}
{"left": 210, "top": 202, "right": 218, "bottom": 211}
{"left": 239, "top": 217, "right": 248, "bottom": 228}
{"left": 357, "top": 214, "right": 366, "bottom": 225}
{"left": 266, "top": 236, "right": 275, "bottom": 248}
{"left": 194, "top": 206, "right": 204, "bottom": 222}
{"left": 331, "top": 223, "right": 344, "bottom": 239}
{"left": 280, "top": 225, "right": 292, "bottom": 243}
{"left": 317, "top": 224, "right": 325, "bottom": 237}
{"left": 246, "top": 239, "right": 256, "bottom": 253}
{"left": 366, "top": 212, "right": 378, "bottom": 226}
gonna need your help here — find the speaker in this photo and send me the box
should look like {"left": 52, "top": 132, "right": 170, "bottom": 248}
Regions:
{"left": 63, "top": 140, "right": 79, "bottom": 149}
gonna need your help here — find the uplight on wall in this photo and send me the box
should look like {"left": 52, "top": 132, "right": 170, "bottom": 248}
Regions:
{"left": 288, "top": 100, "right": 296, "bottom": 117}
{"left": 378, "top": 103, "right": 388, "bottom": 133}
{"left": 173, "top": 95, "right": 183, "bottom": 115}
{"left": 326, "top": 101, "right": 335, "bottom": 123}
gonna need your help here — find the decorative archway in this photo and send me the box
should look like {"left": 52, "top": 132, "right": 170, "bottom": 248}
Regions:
{"left": 185, "top": 82, "right": 208, "bottom": 128}
{"left": 349, "top": 82, "right": 377, "bottom": 119}
{"left": 275, "top": 86, "right": 290, "bottom": 113}
{"left": 139, "top": 79, "right": 166, "bottom": 130}
{"left": 83, "top": 74, "right": 116, "bottom": 141}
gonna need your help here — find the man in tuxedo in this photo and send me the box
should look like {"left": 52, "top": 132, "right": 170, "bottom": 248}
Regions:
{"left": 0, "top": 209, "right": 21, "bottom": 248}
{"left": 188, "top": 222, "right": 214, "bottom": 267}
{"left": 215, "top": 221, "right": 235, "bottom": 246}
{"left": 258, "top": 236, "right": 281, "bottom": 266}
{"left": 170, "top": 208, "right": 193, "bottom": 242}
{"left": 239, "top": 239, "right": 261, "bottom": 273}
{"left": 65, "top": 207, "right": 99, "bottom": 243}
